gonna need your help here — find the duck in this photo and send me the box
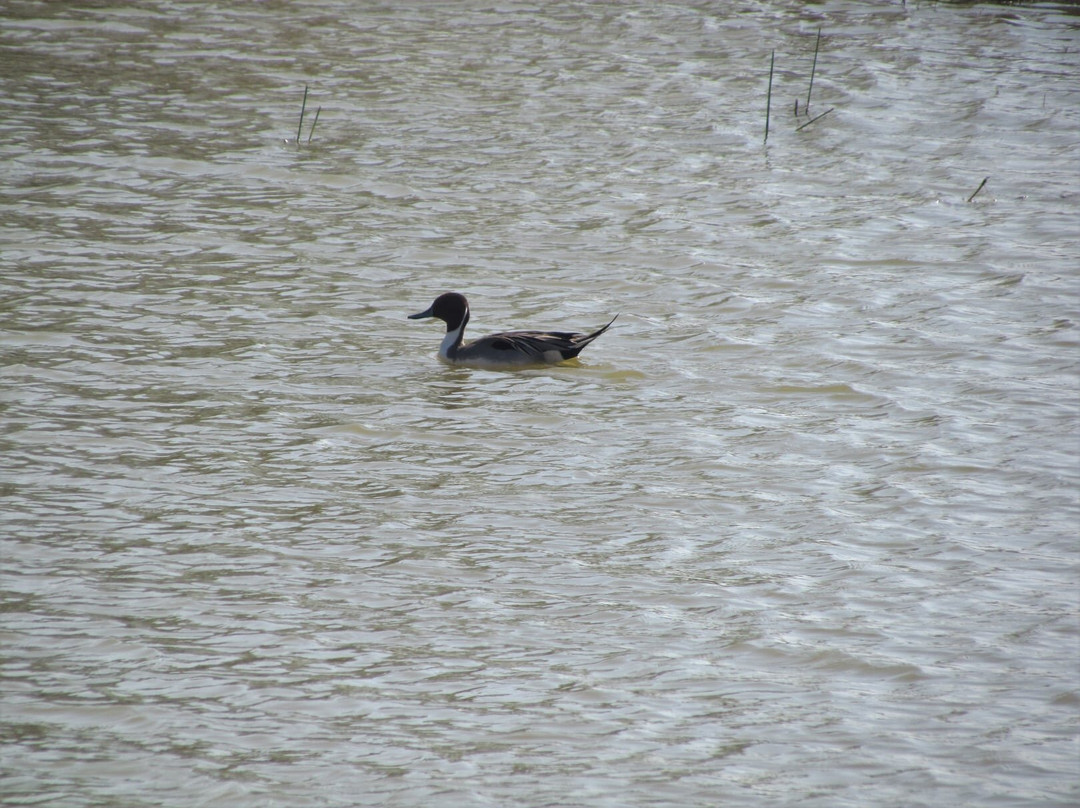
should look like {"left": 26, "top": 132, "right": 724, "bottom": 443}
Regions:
{"left": 408, "top": 292, "right": 616, "bottom": 369}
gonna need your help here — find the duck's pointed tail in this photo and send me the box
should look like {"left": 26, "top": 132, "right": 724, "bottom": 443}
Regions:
{"left": 563, "top": 314, "right": 618, "bottom": 359}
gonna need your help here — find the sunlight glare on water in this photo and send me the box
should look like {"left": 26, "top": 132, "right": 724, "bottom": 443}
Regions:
{"left": 2, "top": 1, "right": 1078, "bottom": 806}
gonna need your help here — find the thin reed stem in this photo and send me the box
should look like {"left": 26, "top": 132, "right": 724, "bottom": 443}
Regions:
{"left": 806, "top": 28, "right": 821, "bottom": 113}
{"left": 296, "top": 84, "right": 309, "bottom": 144}
{"left": 765, "top": 50, "right": 775, "bottom": 145}
{"left": 307, "top": 106, "right": 321, "bottom": 143}
{"left": 795, "top": 107, "right": 834, "bottom": 132}
{"left": 967, "top": 177, "right": 989, "bottom": 203}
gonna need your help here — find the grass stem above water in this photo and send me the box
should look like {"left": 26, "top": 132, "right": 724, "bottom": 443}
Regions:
{"left": 967, "top": 176, "right": 990, "bottom": 203}
{"left": 795, "top": 107, "right": 834, "bottom": 132}
{"left": 765, "top": 50, "right": 775, "bottom": 145}
{"left": 296, "top": 84, "right": 309, "bottom": 144}
{"left": 806, "top": 27, "right": 822, "bottom": 113}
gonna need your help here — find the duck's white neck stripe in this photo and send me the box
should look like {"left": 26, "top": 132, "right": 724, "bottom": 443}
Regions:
{"left": 438, "top": 325, "right": 463, "bottom": 361}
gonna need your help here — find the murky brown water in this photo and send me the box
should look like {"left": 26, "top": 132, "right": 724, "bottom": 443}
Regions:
{"left": 2, "top": 2, "right": 1078, "bottom": 806}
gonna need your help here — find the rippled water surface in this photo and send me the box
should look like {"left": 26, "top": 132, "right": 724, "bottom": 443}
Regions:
{"left": 2, "top": 1, "right": 1078, "bottom": 806}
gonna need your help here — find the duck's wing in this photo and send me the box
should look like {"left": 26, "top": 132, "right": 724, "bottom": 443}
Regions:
{"left": 473, "top": 330, "right": 578, "bottom": 362}
{"left": 477, "top": 315, "right": 618, "bottom": 362}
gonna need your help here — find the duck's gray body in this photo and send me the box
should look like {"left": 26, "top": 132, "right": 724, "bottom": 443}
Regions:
{"left": 409, "top": 292, "right": 616, "bottom": 369}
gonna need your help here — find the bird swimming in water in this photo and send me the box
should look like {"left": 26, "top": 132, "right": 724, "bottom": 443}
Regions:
{"left": 408, "top": 292, "right": 616, "bottom": 369}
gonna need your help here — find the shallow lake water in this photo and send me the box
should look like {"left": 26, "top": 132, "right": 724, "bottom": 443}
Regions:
{"left": 2, "top": 1, "right": 1078, "bottom": 806}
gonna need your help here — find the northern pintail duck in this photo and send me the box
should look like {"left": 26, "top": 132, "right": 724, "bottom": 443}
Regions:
{"left": 409, "top": 292, "right": 616, "bottom": 369}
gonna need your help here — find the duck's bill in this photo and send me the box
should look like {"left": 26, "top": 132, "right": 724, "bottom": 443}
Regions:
{"left": 408, "top": 306, "right": 434, "bottom": 319}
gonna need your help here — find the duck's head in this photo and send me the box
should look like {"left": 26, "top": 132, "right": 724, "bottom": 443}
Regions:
{"left": 408, "top": 292, "right": 470, "bottom": 331}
